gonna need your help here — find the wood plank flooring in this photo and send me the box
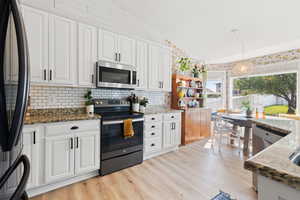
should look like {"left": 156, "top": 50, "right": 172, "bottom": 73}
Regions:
{"left": 30, "top": 140, "right": 257, "bottom": 200}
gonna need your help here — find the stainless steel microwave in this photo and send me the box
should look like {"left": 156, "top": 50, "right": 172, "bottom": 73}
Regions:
{"left": 96, "top": 60, "right": 137, "bottom": 89}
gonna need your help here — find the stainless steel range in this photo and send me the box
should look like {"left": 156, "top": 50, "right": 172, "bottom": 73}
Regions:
{"left": 94, "top": 99, "right": 144, "bottom": 176}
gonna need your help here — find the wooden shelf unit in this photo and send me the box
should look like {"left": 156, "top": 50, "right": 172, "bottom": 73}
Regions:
{"left": 171, "top": 74, "right": 211, "bottom": 145}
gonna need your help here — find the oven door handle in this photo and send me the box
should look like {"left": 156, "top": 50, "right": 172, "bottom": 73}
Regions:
{"left": 103, "top": 118, "right": 144, "bottom": 125}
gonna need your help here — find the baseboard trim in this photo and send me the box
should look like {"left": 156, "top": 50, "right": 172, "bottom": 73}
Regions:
{"left": 26, "top": 170, "right": 99, "bottom": 198}
{"left": 144, "top": 146, "right": 179, "bottom": 160}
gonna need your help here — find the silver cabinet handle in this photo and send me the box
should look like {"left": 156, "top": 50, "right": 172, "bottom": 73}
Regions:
{"left": 119, "top": 53, "right": 121, "bottom": 62}
{"left": 92, "top": 74, "right": 94, "bottom": 83}
{"left": 137, "top": 80, "right": 140, "bottom": 87}
{"left": 33, "top": 131, "right": 36, "bottom": 144}
{"left": 173, "top": 122, "right": 176, "bottom": 130}
{"left": 70, "top": 138, "right": 74, "bottom": 150}
{"left": 76, "top": 137, "right": 79, "bottom": 149}
{"left": 162, "top": 81, "right": 164, "bottom": 89}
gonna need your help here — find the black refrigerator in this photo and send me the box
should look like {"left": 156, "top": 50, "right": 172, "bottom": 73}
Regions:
{"left": 0, "top": 0, "right": 30, "bottom": 199}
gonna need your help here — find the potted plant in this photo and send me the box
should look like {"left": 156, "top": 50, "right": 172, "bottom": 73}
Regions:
{"left": 177, "top": 57, "right": 191, "bottom": 75}
{"left": 241, "top": 100, "right": 252, "bottom": 117}
{"left": 139, "top": 97, "right": 149, "bottom": 113}
{"left": 192, "top": 64, "right": 201, "bottom": 78}
{"left": 127, "top": 94, "right": 139, "bottom": 112}
{"left": 84, "top": 90, "right": 94, "bottom": 115}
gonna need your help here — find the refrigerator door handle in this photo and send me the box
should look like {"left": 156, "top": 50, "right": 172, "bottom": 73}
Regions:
{"left": 7, "top": 0, "right": 30, "bottom": 150}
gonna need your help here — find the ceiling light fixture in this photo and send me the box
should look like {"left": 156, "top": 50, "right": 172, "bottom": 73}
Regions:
{"left": 231, "top": 29, "right": 254, "bottom": 76}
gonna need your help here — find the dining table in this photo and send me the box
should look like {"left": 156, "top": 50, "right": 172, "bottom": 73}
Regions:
{"left": 220, "top": 113, "right": 253, "bottom": 155}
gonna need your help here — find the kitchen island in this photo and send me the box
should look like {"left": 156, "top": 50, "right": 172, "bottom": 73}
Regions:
{"left": 245, "top": 118, "right": 300, "bottom": 200}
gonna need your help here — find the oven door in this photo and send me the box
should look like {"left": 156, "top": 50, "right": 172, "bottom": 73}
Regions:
{"left": 101, "top": 118, "right": 144, "bottom": 160}
{"left": 96, "top": 61, "right": 137, "bottom": 89}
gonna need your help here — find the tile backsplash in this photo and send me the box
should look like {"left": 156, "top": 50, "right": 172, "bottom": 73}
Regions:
{"left": 29, "top": 86, "right": 171, "bottom": 109}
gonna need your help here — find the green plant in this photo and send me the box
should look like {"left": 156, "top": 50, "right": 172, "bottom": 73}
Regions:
{"left": 177, "top": 57, "right": 191, "bottom": 72}
{"left": 84, "top": 91, "right": 93, "bottom": 106}
{"left": 140, "top": 97, "right": 149, "bottom": 107}
{"left": 192, "top": 64, "right": 201, "bottom": 76}
{"left": 241, "top": 100, "right": 251, "bottom": 111}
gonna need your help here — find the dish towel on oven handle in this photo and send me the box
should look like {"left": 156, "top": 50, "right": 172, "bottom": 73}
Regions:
{"left": 124, "top": 119, "right": 135, "bottom": 138}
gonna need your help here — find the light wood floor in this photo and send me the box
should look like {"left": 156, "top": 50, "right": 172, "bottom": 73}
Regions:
{"left": 31, "top": 140, "right": 257, "bottom": 200}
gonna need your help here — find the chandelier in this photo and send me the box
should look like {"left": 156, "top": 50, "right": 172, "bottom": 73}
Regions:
{"left": 231, "top": 29, "right": 254, "bottom": 76}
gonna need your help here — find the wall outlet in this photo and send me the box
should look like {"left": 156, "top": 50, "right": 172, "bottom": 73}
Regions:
{"left": 48, "top": 94, "right": 57, "bottom": 106}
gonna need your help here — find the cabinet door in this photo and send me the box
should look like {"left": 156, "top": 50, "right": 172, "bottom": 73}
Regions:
{"left": 163, "top": 122, "right": 173, "bottom": 149}
{"left": 148, "top": 44, "right": 160, "bottom": 90}
{"left": 22, "top": 6, "right": 49, "bottom": 83}
{"left": 75, "top": 131, "right": 100, "bottom": 174}
{"left": 49, "top": 15, "right": 76, "bottom": 85}
{"left": 45, "top": 135, "right": 75, "bottom": 183}
{"left": 136, "top": 40, "right": 148, "bottom": 89}
{"left": 161, "top": 48, "right": 172, "bottom": 92}
{"left": 118, "top": 35, "right": 136, "bottom": 66}
{"left": 98, "top": 29, "right": 118, "bottom": 62}
{"left": 22, "top": 127, "right": 40, "bottom": 189}
{"left": 78, "top": 23, "right": 97, "bottom": 87}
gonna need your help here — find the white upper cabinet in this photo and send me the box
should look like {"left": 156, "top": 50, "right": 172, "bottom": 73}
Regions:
{"left": 98, "top": 29, "right": 136, "bottom": 66}
{"left": 98, "top": 29, "right": 119, "bottom": 63}
{"left": 148, "top": 44, "right": 160, "bottom": 90}
{"left": 160, "top": 47, "right": 172, "bottom": 92}
{"left": 136, "top": 40, "right": 148, "bottom": 90}
{"left": 53, "top": 0, "right": 87, "bottom": 16}
{"left": 22, "top": 6, "right": 49, "bottom": 83}
{"left": 45, "top": 134, "right": 75, "bottom": 183}
{"left": 78, "top": 23, "right": 97, "bottom": 87}
{"left": 148, "top": 44, "right": 172, "bottom": 91}
{"left": 75, "top": 131, "right": 100, "bottom": 175}
{"left": 118, "top": 35, "right": 136, "bottom": 66}
{"left": 49, "top": 15, "right": 76, "bottom": 85}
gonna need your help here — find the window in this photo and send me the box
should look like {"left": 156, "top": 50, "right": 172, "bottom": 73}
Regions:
{"left": 232, "top": 72, "right": 297, "bottom": 115}
{"left": 206, "top": 80, "right": 224, "bottom": 112}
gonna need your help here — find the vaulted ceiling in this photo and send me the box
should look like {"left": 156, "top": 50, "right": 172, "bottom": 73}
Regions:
{"left": 112, "top": 0, "right": 300, "bottom": 64}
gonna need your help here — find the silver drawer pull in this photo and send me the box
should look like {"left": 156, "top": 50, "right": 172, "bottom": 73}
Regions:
{"left": 151, "top": 133, "right": 155, "bottom": 136}
{"left": 151, "top": 143, "right": 155, "bottom": 147}
{"left": 151, "top": 117, "right": 155, "bottom": 120}
{"left": 71, "top": 126, "right": 79, "bottom": 130}
{"left": 171, "top": 116, "right": 175, "bottom": 119}
{"left": 151, "top": 125, "right": 155, "bottom": 128}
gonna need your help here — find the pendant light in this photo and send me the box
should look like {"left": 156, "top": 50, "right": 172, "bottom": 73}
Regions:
{"left": 231, "top": 29, "right": 254, "bottom": 76}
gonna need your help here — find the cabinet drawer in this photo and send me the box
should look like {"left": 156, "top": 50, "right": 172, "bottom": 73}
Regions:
{"left": 45, "top": 120, "right": 100, "bottom": 136}
{"left": 145, "top": 122, "right": 162, "bottom": 132}
{"left": 144, "top": 138, "right": 162, "bottom": 153}
{"left": 145, "top": 129, "right": 162, "bottom": 139}
{"left": 145, "top": 114, "right": 163, "bottom": 123}
{"left": 163, "top": 113, "right": 181, "bottom": 121}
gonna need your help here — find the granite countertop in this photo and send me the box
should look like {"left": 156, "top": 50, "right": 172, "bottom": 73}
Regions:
{"left": 245, "top": 118, "right": 300, "bottom": 190}
{"left": 24, "top": 108, "right": 101, "bottom": 125}
{"left": 143, "top": 106, "right": 184, "bottom": 115}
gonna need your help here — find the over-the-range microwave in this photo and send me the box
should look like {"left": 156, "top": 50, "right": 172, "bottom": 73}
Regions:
{"left": 96, "top": 60, "right": 137, "bottom": 89}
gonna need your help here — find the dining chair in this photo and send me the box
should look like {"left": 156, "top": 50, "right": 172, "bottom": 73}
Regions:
{"left": 211, "top": 114, "right": 242, "bottom": 152}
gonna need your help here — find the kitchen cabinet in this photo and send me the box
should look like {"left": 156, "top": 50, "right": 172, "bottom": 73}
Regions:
{"left": 22, "top": 126, "right": 42, "bottom": 189}
{"left": 148, "top": 44, "right": 172, "bottom": 91}
{"left": 22, "top": 6, "right": 49, "bottom": 83}
{"left": 45, "top": 134, "right": 75, "bottom": 183}
{"left": 75, "top": 131, "right": 100, "bottom": 175}
{"left": 78, "top": 23, "right": 97, "bottom": 87}
{"left": 98, "top": 29, "right": 136, "bottom": 66}
{"left": 144, "top": 113, "right": 181, "bottom": 159}
{"left": 136, "top": 40, "right": 148, "bottom": 90}
{"left": 49, "top": 15, "right": 76, "bottom": 85}
{"left": 181, "top": 108, "right": 211, "bottom": 145}
{"left": 44, "top": 120, "right": 100, "bottom": 184}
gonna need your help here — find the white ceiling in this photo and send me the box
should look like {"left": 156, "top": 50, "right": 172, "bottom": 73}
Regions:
{"left": 112, "top": 0, "right": 300, "bottom": 64}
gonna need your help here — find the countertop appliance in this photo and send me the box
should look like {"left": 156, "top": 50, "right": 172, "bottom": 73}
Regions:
{"left": 252, "top": 124, "right": 286, "bottom": 191}
{"left": 0, "top": 0, "right": 30, "bottom": 199}
{"left": 96, "top": 60, "right": 137, "bottom": 89}
{"left": 94, "top": 99, "right": 144, "bottom": 176}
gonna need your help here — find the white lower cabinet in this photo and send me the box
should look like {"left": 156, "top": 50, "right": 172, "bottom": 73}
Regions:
{"left": 144, "top": 112, "right": 181, "bottom": 159}
{"left": 22, "top": 120, "right": 100, "bottom": 197}
{"left": 75, "top": 131, "right": 100, "bottom": 175}
{"left": 45, "top": 134, "right": 75, "bottom": 183}
{"left": 22, "top": 126, "right": 42, "bottom": 189}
